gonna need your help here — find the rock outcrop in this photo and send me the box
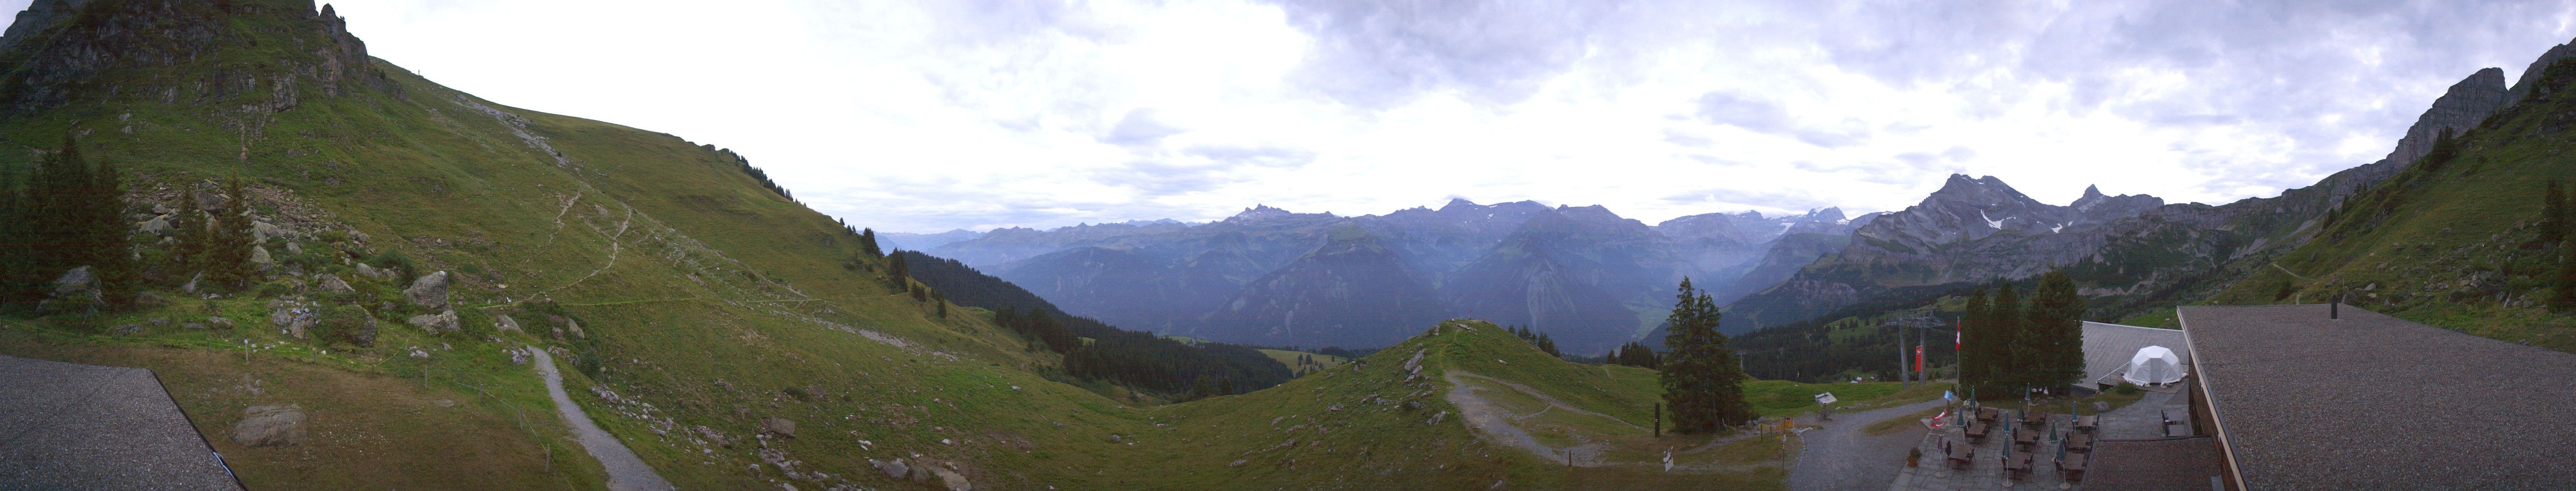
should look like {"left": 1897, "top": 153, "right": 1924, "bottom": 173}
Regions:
{"left": 405, "top": 310, "right": 459, "bottom": 334}
{"left": 230, "top": 404, "right": 306, "bottom": 447}
{"left": 318, "top": 274, "right": 354, "bottom": 293}
{"left": 2508, "top": 37, "right": 2576, "bottom": 104}
{"left": 2383, "top": 68, "right": 2508, "bottom": 169}
{"left": 404, "top": 271, "right": 450, "bottom": 309}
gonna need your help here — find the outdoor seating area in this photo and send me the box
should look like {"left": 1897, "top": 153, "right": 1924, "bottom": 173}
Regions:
{"left": 1888, "top": 402, "right": 2116, "bottom": 491}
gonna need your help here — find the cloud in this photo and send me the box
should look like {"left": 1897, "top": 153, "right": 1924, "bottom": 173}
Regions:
{"left": 1103, "top": 108, "right": 1187, "bottom": 146}
{"left": 288, "top": 0, "right": 2576, "bottom": 233}
{"left": 1262, "top": 0, "right": 1631, "bottom": 107}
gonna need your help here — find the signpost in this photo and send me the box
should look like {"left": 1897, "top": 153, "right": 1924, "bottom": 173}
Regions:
{"left": 1816, "top": 392, "right": 1838, "bottom": 421}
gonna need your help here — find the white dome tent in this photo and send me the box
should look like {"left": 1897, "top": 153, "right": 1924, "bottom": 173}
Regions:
{"left": 2122, "top": 345, "right": 2186, "bottom": 386}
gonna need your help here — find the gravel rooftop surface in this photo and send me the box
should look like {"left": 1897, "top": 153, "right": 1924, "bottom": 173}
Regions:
{"left": 2178, "top": 304, "right": 2576, "bottom": 491}
{"left": 0, "top": 354, "right": 242, "bottom": 490}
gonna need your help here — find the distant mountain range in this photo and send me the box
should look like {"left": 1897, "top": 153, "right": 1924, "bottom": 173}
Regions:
{"left": 920, "top": 199, "right": 1872, "bottom": 353}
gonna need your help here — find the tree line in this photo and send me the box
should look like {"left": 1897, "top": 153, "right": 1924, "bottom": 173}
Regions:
{"left": 888, "top": 249, "right": 1290, "bottom": 399}
{"left": 1957, "top": 270, "right": 2086, "bottom": 398}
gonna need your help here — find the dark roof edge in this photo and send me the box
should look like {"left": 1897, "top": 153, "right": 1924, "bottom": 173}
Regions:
{"left": 2174, "top": 306, "right": 2249, "bottom": 489}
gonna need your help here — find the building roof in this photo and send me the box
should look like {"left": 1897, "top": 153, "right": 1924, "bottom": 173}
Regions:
{"left": 2178, "top": 304, "right": 2576, "bottom": 491}
{"left": 2082, "top": 321, "right": 2189, "bottom": 387}
{"left": 2085, "top": 438, "right": 2226, "bottom": 491}
{"left": 0, "top": 354, "right": 242, "bottom": 491}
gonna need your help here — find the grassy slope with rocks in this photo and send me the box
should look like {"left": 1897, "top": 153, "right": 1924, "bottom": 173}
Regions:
{"left": 0, "top": 2, "right": 1925, "bottom": 490}
{"left": 2202, "top": 57, "right": 2576, "bottom": 354}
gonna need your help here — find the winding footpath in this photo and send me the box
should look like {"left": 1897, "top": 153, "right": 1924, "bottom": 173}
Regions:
{"left": 528, "top": 347, "right": 675, "bottom": 491}
{"left": 1786, "top": 398, "right": 1948, "bottom": 491}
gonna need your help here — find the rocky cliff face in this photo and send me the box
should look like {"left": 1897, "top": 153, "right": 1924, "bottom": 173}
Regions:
{"left": 2385, "top": 68, "right": 2508, "bottom": 168}
{"left": 0, "top": 0, "right": 92, "bottom": 51}
{"left": 0, "top": 0, "right": 395, "bottom": 113}
{"left": 2507, "top": 37, "right": 2576, "bottom": 104}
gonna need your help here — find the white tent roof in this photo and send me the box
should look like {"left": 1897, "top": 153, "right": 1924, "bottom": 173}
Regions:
{"left": 2123, "top": 345, "right": 2186, "bottom": 386}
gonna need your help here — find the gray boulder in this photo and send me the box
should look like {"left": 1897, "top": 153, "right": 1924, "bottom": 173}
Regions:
{"left": 406, "top": 310, "right": 460, "bottom": 334}
{"left": 495, "top": 314, "right": 522, "bottom": 333}
{"left": 354, "top": 263, "right": 388, "bottom": 280}
{"left": 565, "top": 318, "right": 586, "bottom": 339}
{"left": 253, "top": 221, "right": 286, "bottom": 244}
{"left": 931, "top": 468, "right": 970, "bottom": 491}
{"left": 208, "top": 316, "right": 234, "bottom": 329}
{"left": 871, "top": 458, "right": 911, "bottom": 479}
{"left": 51, "top": 266, "right": 97, "bottom": 297}
{"left": 230, "top": 404, "right": 307, "bottom": 447}
{"left": 404, "top": 271, "right": 450, "bottom": 309}
{"left": 181, "top": 270, "right": 205, "bottom": 293}
{"left": 137, "top": 215, "right": 172, "bottom": 235}
{"left": 759, "top": 417, "right": 796, "bottom": 438}
{"left": 284, "top": 241, "right": 302, "bottom": 256}
{"left": 111, "top": 324, "right": 142, "bottom": 336}
{"left": 318, "top": 274, "right": 354, "bottom": 293}
{"left": 249, "top": 246, "right": 275, "bottom": 270}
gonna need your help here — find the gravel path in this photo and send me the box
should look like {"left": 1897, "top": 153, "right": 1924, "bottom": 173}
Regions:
{"left": 1787, "top": 398, "right": 1947, "bottom": 491}
{"left": 529, "top": 347, "right": 674, "bottom": 491}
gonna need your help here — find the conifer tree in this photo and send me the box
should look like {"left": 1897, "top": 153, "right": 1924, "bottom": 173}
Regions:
{"left": 2544, "top": 180, "right": 2567, "bottom": 246}
{"left": 860, "top": 228, "right": 883, "bottom": 257}
{"left": 2024, "top": 271, "right": 2086, "bottom": 388}
{"left": 2555, "top": 246, "right": 2576, "bottom": 312}
{"left": 205, "top": 176, "right": 257, "bottom": 289}
{"left": 885, "top": 248, "right": 910, "bottom": 289}
{"left": 0, "top": 164, "right": 24, "bottom": 312}
{"left": 1959, "top": 289, "right": 1994, "bottom": 392}
{"left": 171, "top": 185, "right": 208, "bottom": 270}
{"left": 87, "top": 158, "right": 136, "bottom": 309}
{"left": 1661, "top": 278, "right": 1755, "bottom": 432}
{"left": 1989, "top": 283, "right": 2027, "bottom": 392}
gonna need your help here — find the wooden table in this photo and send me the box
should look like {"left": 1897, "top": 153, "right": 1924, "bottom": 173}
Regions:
{"left": 2073, "top": 414, "right": 2099, "bottom": 433}
{"left": 1948, "top": 445, "right": 1977, "bottom": 470}
{"left": 1966, "top": 421, "right": 1990, "bottom": 443}
{"left": 1975, "top": 407, "right": 2001, "bottom": 423}
{"left": 2004, "top": 451, "right": 2033, "bottom": 480}
{"left": 2012, "top": 428, "right": 2038, "bottom": 451}
{"left": 2065, "top": 433, "right": 2094, "bottom": 454}
{"left": 2058, "top": 453, "right": 2089, "bottom": 482}
{"left": 2021, "top": 409, "right": 2048, "bottom": 429}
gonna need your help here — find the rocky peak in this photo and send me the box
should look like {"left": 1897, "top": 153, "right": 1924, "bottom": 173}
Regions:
{"left": 2383, "top": 68, "right": 2507, "bottom": 169}
{"left": 2508, "top": 37, "right": 2576, "bottom": 104}
{"left": 1228, "top": 204, "right": 1297, "bottom": 222}
{"left": 0, "top": 0, "right": 92, "bottom": 50}
{"left": 1438, "top": 198, "right": 1479, "bottom": 212}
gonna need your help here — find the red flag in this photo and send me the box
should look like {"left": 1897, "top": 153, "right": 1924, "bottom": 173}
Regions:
{"left": 1916, "top": 344, "right": 1926, "bottom": 373}
{"left": 1954, "top": 319, "right": 1962, "bottom": 352}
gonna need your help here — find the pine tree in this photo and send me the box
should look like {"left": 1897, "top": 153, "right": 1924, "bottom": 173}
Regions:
{"left": 2555, "top": 246, "right": 2576, "bottom": 312}
{"left": 0, "top": 164, "right": 24, "bottom": 312}
{"left": 171, "top": 184, "right": 208, "bottom": 270}
{"left": 1989, "top": 283, "right": 2028, "bottom": 393}
{"left": 1959, "top": 289, "right": 1994, "bottom": 394}
{"left": 87, "top": 158, "right": 136, "bottom": 309}
{"left": 860, "top": 228, "right": 883, "bottom": 257}
{"left": 2544, "top": 180, "right": 2567, "bottom": 246}
{"left": 885, "top": 248, "right": 910, "bottom": 290}
{"left": 2024, "top": 271, "right": 2086, "bottom": 388}
{"left": 205, "top": 176, "right": 257, "bottom": 290}
{"left": 1661, "top": 278, "right": 1755, "bottom": 433}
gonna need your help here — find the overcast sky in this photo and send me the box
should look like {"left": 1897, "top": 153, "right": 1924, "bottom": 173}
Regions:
{"left": 13, "top": 0, "right": 2576, "bottom": 233}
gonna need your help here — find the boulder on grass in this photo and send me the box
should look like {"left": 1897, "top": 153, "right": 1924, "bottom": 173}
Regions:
{"left": 405, "top": 310, "right": 459, "bottom": 334}
{"left": 230, "top": 404, "right": 306, "bottom": 447}
{"left": 403, "top": 271, "right": 449, "bottom": 309}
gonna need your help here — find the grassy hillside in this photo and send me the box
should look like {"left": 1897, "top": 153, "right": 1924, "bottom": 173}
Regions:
{"left": 2204, "top": 57, "right": 2576, "bottom": 354}
{"left": 0, "top": 2, "right": 1915, "bottom": 490}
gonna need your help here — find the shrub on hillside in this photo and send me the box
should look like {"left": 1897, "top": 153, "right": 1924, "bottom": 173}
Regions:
{"left": 2114, "top": 382, "right": 2140, "bottom": 395}
{"left": 317, "top": 304, "right": 376, "bottom": 347}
